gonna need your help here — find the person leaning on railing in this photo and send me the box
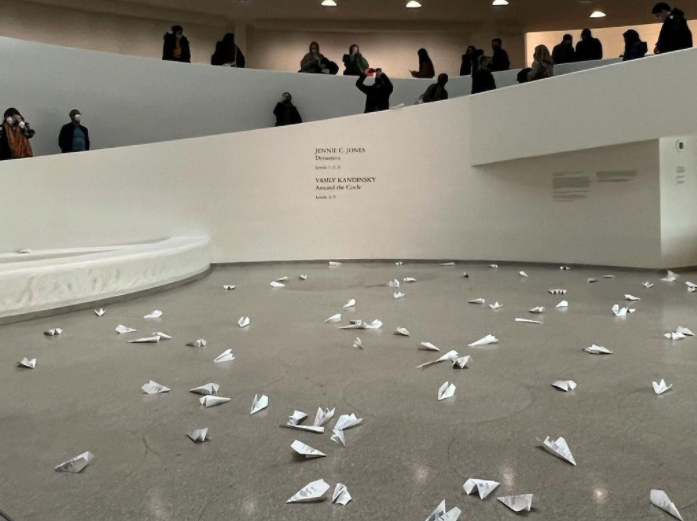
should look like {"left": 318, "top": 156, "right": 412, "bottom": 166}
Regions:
{"left": 0, "top": 108, "right": 35, "bottom": 161}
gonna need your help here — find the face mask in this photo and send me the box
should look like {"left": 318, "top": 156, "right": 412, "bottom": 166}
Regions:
{"left": 176, "top": 34, "right": 183, "bottom": 39}
{"left": 5, "top": 117, "right": 13, "bottom": 125}
{"left": 74, "top": 114, "right": 82, "bottom": 122}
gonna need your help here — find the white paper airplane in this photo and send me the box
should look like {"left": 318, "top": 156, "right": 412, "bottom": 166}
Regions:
{"left": 94, "top": 309, "right": 106, "bottom": 317}
{"left": 187, "top": 428, "right": 209, "bottom": 442}
{"left": 129, "top": 335, "right": 161, "bottom": 344}
{"left": 339, "top": 319, "right": 382, "bottom": 330}
{"left": 664, "top": 332, "right": 686, "bottom": 341}
{"left": 142, "top": 380, "right": 170, "bottom": 394}
{"left": 395, "top": 327, "right": 410, "bottom": 336}
{"left": 420, "top": 341, "right": 440, "bottom": 352}
{"left": 331, "top": 413, "right": 363, "bottom": 446}
{"left": 153, "top": 331, "right": 172, "bottom": 340}
{"left": 18, "top": 357, "right": 37, "bottom": 369}
{"left": 676, "top": 326, "right": 694, "bottom": 336}
{"left": 469, "top": 298, "right": 486, "bottom": 305}
{"left": 17, "top": 248, "right": 32, "bottom": 254}
{"left": 489, "top": 302, "right": 503, "bottom": 310}
{"left": 223, "top": 285, "right": 236, "bottom": 290}
{"left": 556, "top": 300, "right": 569, "bottom": 309}
{"left": 552, "top": 380, "right": 577, "bottom": 392}
{"left": 404, "top": 277, "right": 417, "bottom": 283}
{"left": 353, "top": 337, "right": 363, "bottom": 349}
{"left": 625, "top": 294, "right": 641, "bottom": 301}
{"left": 519, "top": 271, "right": 528, "bottom": 277}
{"left": 332, "top": 483, "right": 352, "bottom": 506}
{"left": 331, "top": 429, "right": 346, "bottom": 446}
{"left": 291, "top": 440, "right": 326, "bottom": 459}
{"left": 190, "top": 383, "right": 219, "bottom": 395}
{"left": 288, "top": 410, "right": 307, "bottom": 425}
{"left": 515, "top": 318, "right": 543, "bottom": 324}
{"left": 542, "top": 436, "right": 576, "bottom": 465}
{"left": 604, "top": 274, "right": 615, "bottom": 279}
{"left": 116, "top": 325, "right": 137, "bottom": 334}
{"left": 687, "top": 281, "right": 697, "bottom": 289}
{"left": 214, "top": 349, "right": 235, "bottom": 363}
{"left": 452, "top": 356, "right": 471, "bottom": 369}
{"left": 287, "top": 479, "right": 330, "bottom": 503}
{"left": 438, "top": 382, "right": 456, "bottom": 401}
{"left": 612, "top": 304, "right": 635, "bottom": 317}
{"left": 300, "top": 274, "right": 308, "bottom": 280}
{"left": 489, "top": 264, "right": 498, "bottom": 269}
{"left": 643, "top": 281, "right": 654, "bottom": 288}
{"left": 395, "top": 261, "right": 403, "bottom": 266}
{"left": 343, "top": 299, "right": 356, "bottom": 308}
{"left": 394, "top": 291, "right": 405, "bottom": 299}
{"left": 652, "top": 379, "right": 673, "bottom": 395}
{"left": 313, "top": 407, "right": 335, "bottom": 427}
{"left": 282, "top": 424, "right": 324, "bottom": 434}
{"left": 662, "top": 270, "right": 678, "bottom": 282}
{"left": 498, "top": 494, "right": 533, "bottom": 513}
{"left": 464, "top": 479, "right": 500, "bottom": 500}
{"left": 560, "top": 266, "right": 570, "bottom": 270}
{"left": 270, "top": 281, "right": 285, "bottom": 288}
{"left": 329, "top": 261, "right": 342, "bottom": 267}
{"left": 55, "top": 451, "right": 94, "bottom": 473}
{"left": 324, "top": 313, "right": 342, "bottom": 323}
{"left": 251, "top": 394, "right": 269, "bottom": 415}
{"left": 274, "top": 276, "right": 288, "bottom": 282}
{"left": 199, "top": 395, "right": 230, "bottom": 407}
{"left": 238, "top": 316, "right": 250, "bottom": 328}
{"left": 440, "top": 262, "right": 455, "bottom": 266}
{"left": 44, "top": 328, "right": 62, "bottom": 336}
{"left": 584, "top": 344, "right": 613, "bottom": 355}
{"left": 549, "top": 289, "right": 567, "bottom": 295}
{"left": 650, "top": 490, "right": 683, "bottom": 520}
{"left": 588, "top": 278, "right": 598, "bottom": 283}
{"left": 424, "top": 500, "right": 461, "bottom": 521}
{"left": 529, "top": 307, "right": 545, "bottom": 314}
{"left": 144, "top": 310, "right": 163, "bottom": 319}
{"left": 388, "top": 279, "right": 400, "bottom": 288}
{"left": 186, "top": 339, "right": 207, "bottom": 347}
{"left": 468, "top": 334, "right": 499, "bottom": 347}
{"left": 417, "top": 350, "right": 459, "bottom": 369}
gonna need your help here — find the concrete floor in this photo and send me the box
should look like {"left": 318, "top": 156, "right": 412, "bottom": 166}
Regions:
{"left": 1, "top": 262, "right": 696, "bottom": 521}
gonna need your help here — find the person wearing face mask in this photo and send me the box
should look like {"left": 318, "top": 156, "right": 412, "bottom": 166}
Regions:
{"left": 342, "top": 44, "right": 369, "bottom": 76}
{"left": 273, "top": 93, "right": 303, "bottom": 127}
{"left": 162, "top": 25, "right": 191, "bottom": 63}
{"left": 0, "top": 108, "right": 35, "bottom": 161}
{"left": 356, "top": 68, "right": 393, "bottom": 113}
{"left": 59, "top": 109, "right": 90, "bottom": 154}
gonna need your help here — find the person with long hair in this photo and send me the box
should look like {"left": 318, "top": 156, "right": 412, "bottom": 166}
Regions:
{"left": 622, "top": 30, "right": 648, "bottom": 61}
{"left": 211, "top": 33, "right": 246, "bottom": 68}
{"left": 0, "top": 108, "right": 35, "bottom": 160}
{"left": 410, "top": 48, "right": 435, "bottom": 78}
{"left": 528, "top": 45, "right": 554, "bottom": 81}
{"left": 471, "top": 56, "right": 497, "bottom": 94}
{"left": 460, "top": 45, "right": 483, "bottom": 76}
{"left": 342, "top": 44, "right": 369, "bottom": 76}
{"left": 300, "top": 42, "right": 325, "bottom": 73}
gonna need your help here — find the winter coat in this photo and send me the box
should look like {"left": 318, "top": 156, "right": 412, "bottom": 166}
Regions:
{"left": 575, "top": 37, "right": 603, "bottom": 61}
{"left": 552, "top": 43, "right": 576, "bottom": 64}
{"left": 490, "top": 48, "right": 510, "bottom": 71}
{"left": 623, "top": 41, "right": 649, "bottom": 61}
{"left": 528, "top": 60, "right": 554, "bottom": 81}
{"left": 656, "top": 8, "right": 693, "bottom": 54}
{"left": 471, "top": 70, "right": 497, "bottom": 94}
{"left": 460, "top": 49, "right": 483, "bottom": 76}
{"left": 162, "top": 33, "right": 191, "bottom": 63}
{"left": 59, "top": 123, "right": 91, "bottom": 153}
{"left": 342, "top": 53, "right": 369, "bottom": 76}
{"left": 422, "top": 83, "right": 449, "bottom": 103}
{"left": 356, "top": 75, "right": 393, "bottom": 113}
{"left": 300, "top": 53, "right": 326, "bottom": 73}
{"left": 273, "top": 102, "right": 302, "bottom": 127}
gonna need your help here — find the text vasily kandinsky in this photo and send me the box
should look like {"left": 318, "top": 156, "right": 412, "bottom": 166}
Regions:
{"left": 314, "top": 147, "right": 375, "bottom": 198}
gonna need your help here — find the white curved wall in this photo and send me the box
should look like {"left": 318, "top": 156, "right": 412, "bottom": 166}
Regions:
{"left": 0, "top": 36, "right": 618, "bottom": 157}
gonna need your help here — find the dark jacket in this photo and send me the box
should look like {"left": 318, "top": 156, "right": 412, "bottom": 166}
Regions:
{"left": 273, "top": 102, "right": 302, "bottom": 127}
{"left": 300, "top": 52, "right": 325, "bottom": 73}
{"left": 342, "top": 53, "right": 369, "bottom": 76}
{"left": 0, "top": 122, "right": 36, "bottom": 160}
{"left": 471, "top": 69, "right": 497, "bottom": 94}
{"left": 211, "top": 42, "right": 246, "bottom": 67}
{"left": 356, "top": 74, "right": 393, "bottom": 113}
{"left": 490, "top": 48, "right": 510, "bottom": 71}
{"left": 552, "top": 43, "right": 576, "bottom": 64}
{"left": 412, "top": 59, "right": 435, "bottom": 79}
{"left": 460, "top": 49, "right": 483, "bottom": 75}
{"left": 59, "top": 123, "right": 90, "bottom": 153}
{"left": 422, "top": 83, "right": 449, "bottom": 103}
{"left": 162, "top": 33, "right": 191, "bottom": 63}
{"left": 575, "top": 37, "right": 603, "bottom": 61}
{"left": 623, "top": 41, "right": 649, "bottom": 61}
{"left": 656, "top": 8, "right": 693, "bottom": 54}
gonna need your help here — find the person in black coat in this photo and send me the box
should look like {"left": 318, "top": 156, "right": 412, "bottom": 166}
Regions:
{"left": 162, "top": 25, "right": 191, "bottom": 63}
{"left": 652, "top": 3, "right": 693, "bottom": 54}
{"left": 471, "top": 56, "right": 497, "bottom": 94}
{"left": 490, "top": 38, "right": 510, "bottom": 71}
{"left": 552, "top": 34, "right": 576, "bottom": 64}
{"left": 460, "top": 46, "right": 483, "bottom": 76}
{"left": 211, "top": 33, "right": 246, "bottom": 67}
{"left": 622, "top": 30, "right": 649, "bottom": 61}
{"left": 59, "top": 109, "right": 90, "bottom": 153}
{"left": 273, "top": 93, "right": 302, "bottom": 127}
{"left": 576, "top": 29, "right": 603, "bottom": 61}
{"left": 356, "top": 70, "right": 393, "bottom": 113}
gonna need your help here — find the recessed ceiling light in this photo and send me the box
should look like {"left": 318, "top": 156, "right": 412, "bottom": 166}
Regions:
{"left": 406, "top": 1, "right": 422, "bottom": 8}
{"left": 321, "top": 0, "right": 337, "bottom": 6}
{"left": 492, "top": 0, "right": 509, "bottom": 5}
{"left": 590, "top": 10, "right": 606, "bottom": 18}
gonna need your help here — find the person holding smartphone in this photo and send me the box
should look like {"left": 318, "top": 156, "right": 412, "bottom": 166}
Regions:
{"left": 356, "top": 68, "right": 393, "bottom": 113}
{"left": 0, "top": 108, "right": 35, "bottom": 160}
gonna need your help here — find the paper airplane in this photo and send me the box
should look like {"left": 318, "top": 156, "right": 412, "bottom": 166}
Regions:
{"left": 662, "top": 270, "right": 678, "bottom": 282}
{"left": 417, "top": 350, "right": 459, "bottom": 369}
{"left": 677, "top": 326, "right": 694, "bottom": 336}
{"left": 395, "top": 327, "right": 410, "bottom": 336}
{"left": 270, "top": 281, "right": 285, "bottom": 288}
{"left": 643, "top": 281, "right": 654, "bottom": 288}
{"left": 17, "top": 248, "right": 32, "bottom": 254}
{"left": 199, "top": 395, "right": 230, "bottom": 407}
{"left": 18, "top": 357, "right": 37, "bottom": 369}
{"left": 438, "top": 382, "right": 456, "bottom": 401}
{"left": 190, "top": 383, "right": 219, "bottom": 395}
{"left": 142, "top": 380, "right": 170, "bottom": 394}
{"left": 186, "top": 339, "right": 207, "bottom": 347}
{"left": 329, "top": 261, "right": 342, "bottom": 267}
{"left": 144, "top": 310, "right": 162, "bottom": 319}
{"left": 519, "top": 271, "right": 528, "bottom": 277}
{"left": 625, "top": 295, "right": 641, "bottom": 301}
{"left": 420, "top": 341, "right": 440, "bottom": 352}
{"left": 287, "top": 479, "right": 330, "bottom": 503}
{"left": 469, "top": 298, "right": 486, "bottom": 305}
{"left": 463, "top": 272, "right": 469, "bottom": 278}
{"left": 94, "top": 309, "right": 106, "bottom": 317}
{"left": 187, "top": 428, "right": 209, "bottom": 443}
{"left": 556, "top": 300, "right": 569, "bottom": 308}
{"left": 331, "top": 413, "right": 363, "bottom": 446}
{"left": 424, "top": 500, "right": 461, "bottom": 521}
{"left": 395, "top": 261, "right": 403, "bottom": 266}
{"left": 652, "top": 379, "right": 673, "bottom": 395}
{"left": 214, "top": 349, "right": 234, "bottom": 363}
{"left": 324, "top": 313, "right": 342, "bottom": 323}
{"left": 388, "top": 279, "right": 400, "bottom": 288}
{"left": 343, "top": 299, "right": 356, "bottom": 308}
{"left": 650, "top": 490, "right": 683, "bottom": 521}
{"left": 251, "top": 394, "right": 269, "bottom": 414}
{"left": 332, "top": 483, "right": 352, "bottom": 506}
{"left": 516, "top": 318, "right": 543, "bottom": 324}
{"left": 339, "top": 319, "right": 382, "bottom": 330}
{"left": 291, "top": 440, "right": 326, "bottom": 459}
{"left": 469, "top": 334, "right": 498, "bottom": 347}
{"left": 288, "top": 410, "right": 307, "bottom": 425}
{"left": 584, "top": 344, "right": 613, "bottom": 354}
{"left": 313, "top": 407, "right": 335, "bottom": 427}
{"left": 353, "top": 337, "right": 363, "bottom": 349}
{"left": 604, "top": 275, "right": 615, "bottom": 279}
{"left": 530, "top": 307, "right": 545, "bottom": 314}
{"left": 611, "top": 304, "right": 636, "bottom": 317}
{"left": 238, "top": 316, "right": 250, "bottom": 328}
{"left": 404, "top": 277, "right": 417, "bottom": 283}
{"left": 44, "top": 328, "right": 62, "bottom": 336}
{"left": 129, "top": 335, "right": 161, "bottom": 344}
{"left": 452, "top": 356, "right": 471, "bottom": 369}
{"left": 549, "top": 289, "right": 567, "bottom": 295}
{"left": 394, "top": 291, "right": 405, "bottom": 299}
{"left": 542, "top": 436, "right": 576, "bottom": 465}
{"left": 552, "top": 380, "right": 577, "bottom": 392}
{"left": 223, "top": 285, "right": 236, "bottom": 290}
{"left": 664, "top": 332, "right": 686, "bottom": 341}
{"left": 300, "top": 274, "right": 308, "bottom": 280}
{"left": 55, "top": 451, "right": 94, "bottom": 473}
{"left": 331, "top": 429, "right": 346, "bottom": 446}
{"left": 489, "top": 264, "right": 498, "bottom": 269}
{"left": 116, "top": 325, "right": 136, "bottom": 334}
{"left": 588, "top": 278, "right": 598, "bottom": 283}
{"left": 464, "top": 479, "right": 500, "bottom": 500}
{"left": 274, "top": 276, "right": 288, "bottom": 282}
{"left": 282, "top": 424, "right": 324, "bottom": 434}
{"left": 489, "top": 302, "right": 503, "bottom": 310}
{"left": 153, "top": 331, "right": 172, "bottom": 340}
{"left": 560, "top": 266, "right": 570, "bottom": 270}
{"left": 687, "top": 281, "right": 697, "bottom": 289}
{"left": 498, "top": 494, "right": 533, "bottom": 513}
{"left": 440, "top": 262, "right": 455, "bottom": 266}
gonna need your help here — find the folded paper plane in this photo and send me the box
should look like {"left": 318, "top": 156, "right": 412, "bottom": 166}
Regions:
{"left": 585, "top": 344, "right": 612, "bottom": 355}
{"left": 625, "top": 295, "right": 641, "bottom": 301}
{"left": 251, "top": 394, "right": 269, "bottom": 415}
{"left": 288, "top": 410, "right": 307, "bottom": 425}
{"left": 452, "top": 356, "right": 471, "bottom": 369}
{"left": 332, "top": 483, "right": 352, "bottom": 506}
{"left": 652, "top": 379, "right": 672, "bottom": 395}
{"left": 329, "top": 262, "right": 342, "bottom": 267}
{"left": 643, "top": 281, "right": 654, "bottom": 288}
{"left": 153, "top": 331, "right": 172, "bottom": 340}
{"left": 542, "top": 436, "right": 576, "bottom": 465}
{"left": 313, "top": 407, "right": 335, "bottom": 427}
{"left": 417, "top": 350, "right": 459, "bottom": 369}
{"left": 353, "top": 337, "right": 363, "bottom": 349}
{"left": 420, "top": 341, "right": 440, "bottom": 352}
{"left": 556, "top": 300, "right": 569, "bottom": 309}
{"left": 44, "top": 328, "right": 62, "bottom": 336}
{"left": 560, "top": 266, "right": 570, "bottom": 270}
{"left": 489, "top": 264, "right": 498, "bottom": 269}
{"left": 404, "top": 277, "right": 417, "bottom": 283}
{"left": 142, "top": 380, "right": 170, "bottom": 394}
{"left": 223, "top": 285, "right": 236, "bottom": 290}
{"left": 661, "top": 270, "right": 678, "bottom": 282}
{"left": 331, "top": 413, "right": 363, "bottom": 446}
{"left": 650, "top": 490, "right": 683, "bottom": 520}
{"left": 190, "top": 383, "right": 219, "bottom": 395}
{"left": 275, "top": 276, "right": 288, "bottom": 282}
{"left": 199, "top": 395, "right": 230, "bottom": 407}
{"left": 339, "top": 319, "right": 382, "bottom": 330}
{"left": 287, "top": 479, "right": 330, "bottom": 503}
{"left": 604, "top": 275, "right": 615, "bottom": 279}
{"left": 519, "top": 271, "right": 528, "bottom": 277}
{"left": 116, "top": 325, "right": 136, "bottom": 334}
{"left": 94, "top": 309, "right": 106, "bottom": 317}
{"left": 498, "top": 494, "right": 533, "bottom": 513}
{"left": 552, "top": 380, "right": 577, "bottom": 392}
{"left": 464, "top": 479, "right": 500, "bottom": 500}
{"left": 55, "top": 451, "right": 94, "bottom": 473}
{"left": 214, "top": 349, "right": 235, "bottom": 363}
{"left": 395, "top": 261, "right": 403, "bottom": 266}
{"left": 186, "top": 339, "right": 207, "bottom": 348}
{"left": 238, "top": 316, "right": 250, "bottom": 328}
{"left": 468, "top": 334, "right": 498, "bottom": 347}
{"left": 440, "top": 262, "right": 455, "bottom": 266}
{"left": 343, "top": 299, "right": 356, "bottom": 308}
{"left": 438, "top": 382, "right": 456, "bottom": 401}
{"left": 516, "top": 318, "right": 543, "bottom": 324}
{"left": 129, "top": 336, "right": 161, "bottom": 344}
{"left": 291, "top": 440, "right": 326, "bottom": 459}
{"left": 282, "top": 424, "right": 324, "bottom": 434}
{"left": 394, "top": 291, "right": 405, "bottom": 299}
{"left": 588, "top": 278, "right": 598, "bottom": 283}
{"left": 18, "top": 357, "right": 37, "bottom": 369}
{"left": 300, "top": 274, "right": 308, "bottom": 280}
{"left": 388, "top": 279, "right": 400, "bottom": 288}
{"left": 664, "top": 332, "right": 686, "bottom": 341}
{"left": 469, "top": 298, "right": 485, "bottom": 305}
{"left": 144, "top": 310, "right": 162, "bottom": 319}
{"left": 324, "top": 313, "right": 342, "bottom": 323}
{"left": 530, "top": 307, "right": 545, "bottom": 314}
{"left": 424, "top": 500, "right": 461, "bottom": 521}
{"left": 549, "top": 289, "right": 567, "bottom": 295}
{"left": 489, "top": 302, "right": 503, "bottom": 310}
{"left": 676, "top": 326, "right": 694, "bottom": 336}
{"left": 395, "top": 327, "right": 410, "bottom": 336}
{"left": 270, "top": 281, "right": 285, "bottom": 288}
{"left": 612, "top": 304, "right": 635, "bottom": 317}
{"left": 188, "top": 428, "right": 209, "bottom": 443}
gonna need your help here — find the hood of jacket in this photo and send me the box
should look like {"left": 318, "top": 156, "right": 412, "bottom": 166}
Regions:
{"left": 670, "top": 8, "right": 686, "bottom": 20}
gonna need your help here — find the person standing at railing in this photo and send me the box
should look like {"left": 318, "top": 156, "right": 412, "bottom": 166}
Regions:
{"left": 273, "top": 93, "right": 303, "bottom": 127}
{"left": 471, "top": 56, "right": 497, "bottom": 94}
{"left": 211, "top": 33, "right": 246, "bottom": 68}
{"left": 356, "top": 69, "right": 393, "bottom": 113}
{"left": 59, "top": 110, "right": 90, "bottom": 153}
{"left": 652, "top": 3, "right": 693, "bottom": 54}
{"left": 490, "top": 38, "right": 510, "bottom": 71}
{"left": 527, "top": 45, "right": 554, "bottom": 81}
{"left": 162, "top": 25, "right": 191, "bottom": 63}
{"left": 410, "top": 48, "right": 435, "bottom": 78}
{"left": 622, "top": 30, "right": 648, "bottom": 61}
{"left": 576, "top": 29, "right": 604, "bottom": 61}
{"left": 552, "top": 34, "right": 576, "bottom": 64}
{"left": 0, "top": 108, "right": 35, "bottom": 160}
{"left": 421, "top": 74, "right": 449, "bottom": 103}
{"left": 342, "top": 44, "right": 370, "bottom": 76}
{"left": 460, "top": 46, "right": 483, "bottom": 76}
